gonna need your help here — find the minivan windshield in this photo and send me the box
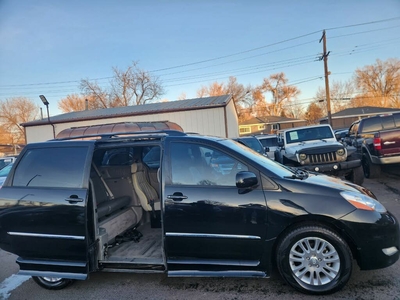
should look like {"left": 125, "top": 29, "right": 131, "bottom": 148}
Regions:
{"left": 221, "top": 139, "right": 294, "bottom": 178}
{"left": 0, "top": 162, "right": 13, "bottom": 177}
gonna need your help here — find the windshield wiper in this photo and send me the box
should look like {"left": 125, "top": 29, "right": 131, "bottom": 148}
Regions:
{"left": 284, "top": 168, "right": 309, "bottom": 180}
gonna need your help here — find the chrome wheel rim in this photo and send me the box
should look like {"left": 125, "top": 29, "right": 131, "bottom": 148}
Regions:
{"left": 42, "top": 277, "right": 63, "bottom": 283}
{"left": 289, "top": 237, "right": 340, "bottom": 286}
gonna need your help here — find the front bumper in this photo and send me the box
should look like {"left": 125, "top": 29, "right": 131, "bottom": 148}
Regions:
{"left": 300, "top": 159, "right": 361, "bottom": 174}
{"left": 338, "top": 210, "right": 400, "bottom": 270}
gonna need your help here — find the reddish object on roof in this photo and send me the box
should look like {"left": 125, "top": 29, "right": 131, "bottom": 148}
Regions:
{"left": 55, "top": 121, "right": 183, "bottom": 139}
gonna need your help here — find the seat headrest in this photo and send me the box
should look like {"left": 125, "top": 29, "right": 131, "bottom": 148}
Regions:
{"left": 131, "top": 162, "right": 144, "bottom": 173}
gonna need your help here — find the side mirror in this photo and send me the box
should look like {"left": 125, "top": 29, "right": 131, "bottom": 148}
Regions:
{"left": 335, "top": 133, "right": 341, "bottom": 141}
{"left": 278, "top": 140, "right": 284, "bottom": 147}
{"left": 264, "top": 147, "right": 270, "bottom": 153}
{"left": 236, "top": 171, "right": 258, "bottom": 189}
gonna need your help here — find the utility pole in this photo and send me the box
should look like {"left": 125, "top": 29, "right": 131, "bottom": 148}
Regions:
{"left": 319, "top": 30, "right": 332, "bottom": 126}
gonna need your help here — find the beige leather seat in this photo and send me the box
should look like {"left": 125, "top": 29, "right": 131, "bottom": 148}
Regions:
{"left": 131, "top": 162, "right": 160, "bottom": 211}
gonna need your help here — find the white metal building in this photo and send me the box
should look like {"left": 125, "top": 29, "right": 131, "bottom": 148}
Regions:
{"left": 22, "top": 95, "right": 239, "bottom": 143}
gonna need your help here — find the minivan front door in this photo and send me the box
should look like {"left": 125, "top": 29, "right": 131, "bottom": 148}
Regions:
{"left": 0, "top": 142, "right": 94, "bottom": 280}
{"left": 164, "top": 141, "right": 267, "bottom": 274}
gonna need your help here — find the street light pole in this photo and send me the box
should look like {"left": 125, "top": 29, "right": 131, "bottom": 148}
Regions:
{"left": 39, "top": 95, "right": 56, "bottom": 138}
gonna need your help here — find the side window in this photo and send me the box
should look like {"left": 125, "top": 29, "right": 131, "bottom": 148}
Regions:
{"left": 101, "top": 148, "right": 134, "bottom": 166}
{"left": 170, "top": 142, "right": 248, "bottom": 186}
{"left": 13, "top": 147, "right": 88, "bottom": 188}
{"left": 350, "top": 122, "right": 359, "bottom": 135}
{"left": 381, "top": 116, "right": 395, "bottom": 129}
{"left": 361, "top": 117, "right": 382, "bottom": 133}
{"left": 394, "top": 113, "right": 400, "bottom": 127}
{"left": 142, "top": 146, "right": 161, "bottom": 169}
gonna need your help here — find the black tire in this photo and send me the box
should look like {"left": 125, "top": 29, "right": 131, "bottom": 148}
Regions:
{"left": 344, "top": 165, "right": 364, "bottom": 186}
{"left": 32, "top": 276, "right": 74, "bottom": 290}
{"left": 276, "top": 225, "right": 353, "bottom": 295}
{"left": 362, "top": 154, "right": 381, "bottom": 178}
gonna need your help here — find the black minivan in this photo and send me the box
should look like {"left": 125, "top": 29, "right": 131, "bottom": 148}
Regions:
{"left": 0, "top": 130, "right": 398, "bottom": 295}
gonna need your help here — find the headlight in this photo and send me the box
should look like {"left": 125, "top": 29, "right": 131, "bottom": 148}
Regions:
{"left": 299, "top": 153, "right": 307, "bottom": 160}
{"left": 340, "top": 191, "right": 386, "bottom": 213}
{"left": 337, "top": 149, "right": 345, "bottom": 156}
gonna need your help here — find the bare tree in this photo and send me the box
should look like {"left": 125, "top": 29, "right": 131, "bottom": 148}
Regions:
{"left": 79, "top": 79, "right": 111, "bottom": 109}
{"left": 257, "top": 72, "right": 300, "bottom": 117}
{"left": 177, "top": 92, "right": 187, "bottom": 100}
{"left": 0, "top": 97, "right": 39, "bottom": 144}
{"left": 196, "top": 76, "right": 254, "bottom": 121}
{"left": 354, "top": 58, "right": 400, "bottom": 108}
{"left": 77, "top": 61, "right": 165, "bottom": 110}
{"left": 110, "top": 61, "right": 165, "bottom": 106}
{"left": 315, "top": 80, "right": 354, "bottom": 114}
{"left": 58, "top": 94, "right": 104, "bottom": 113}
{"left": 304, "top": 102, "right": 324, "bottom": 125}
{"left": 58, "top": 94, "right": 86, "bottom": 113}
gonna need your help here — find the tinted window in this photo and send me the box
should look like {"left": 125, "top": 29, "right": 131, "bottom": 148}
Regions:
{"left": 170, "top": 142, "right": 248, "bottom": 186}
{"left": 381, "top": 116, "right": 395, "bottom": 129}
{"left": 142, "top": 146, "right": 161, "bottom": 169}
{"left": 237, "top": 138, "right": 264, "bottom": 154}
{"left": 361, "top": 117, "right": 383, "bottom": 133}
{"left": 394, "top": 113, "right": 400, "bottom": 127}
{"left": 13, "top": 147, "right": 88, "bottom": 188}
{"left": 259, "top": 137, "right": 278, "bottom": 147}
{"left": 101, "top": 147, "right": 134, "bottom": 166}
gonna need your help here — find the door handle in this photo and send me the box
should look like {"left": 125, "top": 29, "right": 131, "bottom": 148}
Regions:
{"left": 65, "top": 195, "right": 84, "bottom": 203}
{"left": 167, "top": 193, "right": 188, "bottom": 201}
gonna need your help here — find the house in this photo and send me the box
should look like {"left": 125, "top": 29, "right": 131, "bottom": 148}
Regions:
{"left": 21, "top": 95, "right": 239, "bottom": 143}
{"left": 239, "top": 116, "right": 307, "bottom": 136}
{"left": 320, "top": 106, "right": 400, "bottom": 129}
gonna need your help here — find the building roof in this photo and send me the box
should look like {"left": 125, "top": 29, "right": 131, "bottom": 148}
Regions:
{"left": 240, "top": 115, "right": 303, "bottom": 126}
{"left": 322, "top": 106, "right": 400, "bottom": 120}
{"left": 22, "top": 95, "right": 232, "bottom": 127}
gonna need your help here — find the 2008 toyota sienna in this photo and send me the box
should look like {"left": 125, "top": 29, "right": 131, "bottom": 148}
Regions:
{"left": 0, "top": 130, "right": 398, "bottom": 295}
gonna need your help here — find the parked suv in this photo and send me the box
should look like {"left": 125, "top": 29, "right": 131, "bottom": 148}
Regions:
{"left": 0, "top": 130, "right": 398, "bottom": 295}
{"left": 344, "top": 112, "right": 400, "bottom": 178}
{"left": 275, "top": 124, "right": 364, "bottom": 185}
{"left": 234, "top": 136, "right": 268, "bottom": 157}
{"left": 256, "top": 134, "right": 279, "bottom": 160}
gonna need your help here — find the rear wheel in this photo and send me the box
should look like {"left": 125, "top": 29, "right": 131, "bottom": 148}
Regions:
{"left": 32, "top": 276, "right": 74, "bottom": 290}
{"left": 362, "top": 154, "right": 381, "bottom": 178}
{"left": 276, "top": 225, "right": 352, "bottom": 295}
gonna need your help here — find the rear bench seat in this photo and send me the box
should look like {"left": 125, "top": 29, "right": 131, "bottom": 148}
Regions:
{"left": 90, "top": 173, "right": 131, "bottom": 220}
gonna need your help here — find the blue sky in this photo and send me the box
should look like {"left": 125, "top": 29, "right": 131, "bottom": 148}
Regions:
{"left": 0, "top": 0, "right": 399, "bottom": 116}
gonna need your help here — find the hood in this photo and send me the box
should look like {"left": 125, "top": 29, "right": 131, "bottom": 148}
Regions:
{"left": 288, "top": 139, "right": 340, "bottom": 151}
{"left": 303, "top": 173, "right": 376, "bottom": 198}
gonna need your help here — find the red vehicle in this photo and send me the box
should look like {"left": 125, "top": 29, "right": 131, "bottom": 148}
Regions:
{"left": 345, "top": 112, "right": 400, "bottom": 178}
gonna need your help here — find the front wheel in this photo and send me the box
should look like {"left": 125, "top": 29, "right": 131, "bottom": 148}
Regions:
{"left": 276, "top": 225, "right": 353, "bottom": 295}
{"left": 32, "top": 276, "right": 74, "bottom": 290}
{"left": 362, "top": 154, "right": 381, "bottom": 178}
{"left": 344, "top": 165, "right": 364, "bottom": 186}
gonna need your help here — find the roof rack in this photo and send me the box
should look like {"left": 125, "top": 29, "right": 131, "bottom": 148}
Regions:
{"left": 52, "top": 130, "right": 187, "bottom": 141}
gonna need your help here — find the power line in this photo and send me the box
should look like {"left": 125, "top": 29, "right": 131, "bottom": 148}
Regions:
{"left": 1, "top": 17, "right": 399, "bottom": 95}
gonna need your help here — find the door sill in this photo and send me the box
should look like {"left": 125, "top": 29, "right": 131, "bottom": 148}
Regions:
{"left": 168, "top": 270, "right": 267, "bottom": 278}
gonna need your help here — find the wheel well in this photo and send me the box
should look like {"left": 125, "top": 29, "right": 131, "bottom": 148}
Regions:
{"left": 270, "top": 216, "right": 358, "bottom": 269}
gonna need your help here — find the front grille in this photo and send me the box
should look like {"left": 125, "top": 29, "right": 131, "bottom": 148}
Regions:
{"left": 309, "top": 152, "right": 337, "bottom": 164}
